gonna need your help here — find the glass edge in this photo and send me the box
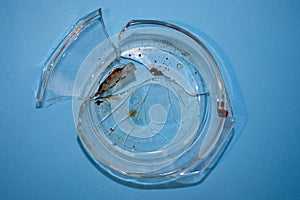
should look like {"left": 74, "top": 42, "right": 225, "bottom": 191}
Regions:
{"left": 35, "top": 8, "right": 102, "bottom": 108}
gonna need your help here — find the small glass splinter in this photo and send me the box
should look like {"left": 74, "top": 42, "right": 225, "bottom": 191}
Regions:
{"left": 92, "top": 62, "right": 136, "bottom": 99}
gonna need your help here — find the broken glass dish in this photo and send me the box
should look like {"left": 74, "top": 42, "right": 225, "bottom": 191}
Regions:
{"left": 36, "top": 9, "right": 247, "bottom": 187}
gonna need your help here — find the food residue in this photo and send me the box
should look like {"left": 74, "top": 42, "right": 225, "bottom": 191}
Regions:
{"left": 128, "top": 109, "right": 137, "bottom": 117}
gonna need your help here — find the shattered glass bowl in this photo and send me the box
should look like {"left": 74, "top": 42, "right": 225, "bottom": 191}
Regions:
{"left": 36, "top": 9, "right": 246, "bottom": 187}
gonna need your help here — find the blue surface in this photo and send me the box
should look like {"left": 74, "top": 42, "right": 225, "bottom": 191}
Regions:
{"left": 1, "top": 0, "right": 300, "bottom": 199}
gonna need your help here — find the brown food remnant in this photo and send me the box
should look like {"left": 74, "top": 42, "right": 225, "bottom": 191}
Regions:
{"left": 93, "top": 62, "right": 136, "bottom": 97}
{"left": 128, "top": 109, "right": 137, "bottom": 117}
{"left": 217, "top": 101, "right": 229, "bottom": 118}
{"left": 218, "top": 108, "right": 228, "bottom": 118}
{"left": 149, "top": 64, "right": 163, "bottom": 76}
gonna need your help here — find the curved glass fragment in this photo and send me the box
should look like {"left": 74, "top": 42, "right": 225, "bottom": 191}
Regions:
{"left": 35, "top": 9, "right": 115, "bottom": 107}
{"left": 36, "top": 8, "right": 247, "bottom": 188}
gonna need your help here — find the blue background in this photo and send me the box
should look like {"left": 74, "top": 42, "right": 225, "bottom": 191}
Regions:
{"left": 1, "top": 0, "right": 299, "bottom": 199}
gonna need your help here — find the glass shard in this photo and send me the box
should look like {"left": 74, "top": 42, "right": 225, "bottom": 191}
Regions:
{"left": 35, "top": 9, "right": 117, "bottom": 107}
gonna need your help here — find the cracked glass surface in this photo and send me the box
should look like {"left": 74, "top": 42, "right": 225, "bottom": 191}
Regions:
{"left": 35, "top": 8, "right": 246, "bottom": 186}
